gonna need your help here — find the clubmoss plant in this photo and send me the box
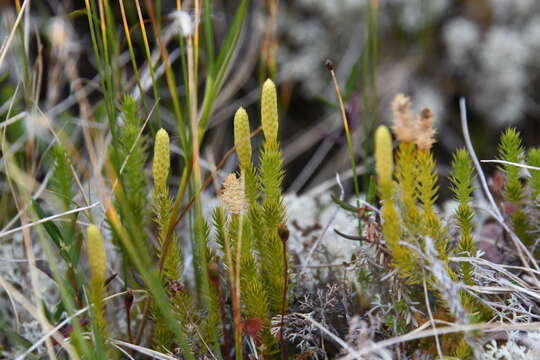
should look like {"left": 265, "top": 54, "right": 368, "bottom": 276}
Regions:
{"left": 210, "top": 80, "right": 288, "bottom": 357}
{"left": 233, "top": 107, "right": 274, "bottom": 352}
{"left": 528, "top": 148, "right": 540, "bottom": 199}
{"left": 378, "top": 107, "right": 452, "bottom": 351}
{"left": 375, "top": 125, "right": 408, "bottom": 280}
{"left": 374, "top": 95, "right": 518, "bottom": 358}
{"left": 258, "top": 79, "right": 288, "bottom": 319}
{"left": 4, "top": 1, "right": 540, "bottom": 358}
{"left": 393, "top": 94, "right": 420, "bottom": 231}
{"left": 415, "top": 108, "right": 446, "bottom": 261}
{"left": 116, "top": 96, "right": 148, "bottom": 221}
{"left": 151, "top": 128, "right": 201, "bottom": 351}
{"left": 110, "top": 96, "right": 150, "bottom": 274}
{"left": 498, "top": 128, "right": 532, "bottom": 245}
{"left": 450, "top": 149, "right": 476, "bottom": 287}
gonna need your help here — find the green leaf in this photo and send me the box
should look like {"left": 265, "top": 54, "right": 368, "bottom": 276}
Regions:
{"left": 32, "top": 200, "right": 63, "bottom": 250}
{"left": 497, "top": 128, "right": 524, "bottom": 202}
{"left": 199, "top": 0, "right": 250, "bottom": 137}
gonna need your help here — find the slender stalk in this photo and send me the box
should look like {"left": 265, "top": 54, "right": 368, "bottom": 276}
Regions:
{"left": 187, "top": 31, "right": 210, "bottom": 305}
{"left": 327, "top": 60, "right": 361, "bottom": 231}
{"left": 222, "top": 213, "right": 242, "bottom": 360}
{"left": 279, "top": 225, "right": 289, "bottom": 360}
{"left": 118, "top": 0, "right": 148, "bottom": 113}
{"left": 143, "top": 0, "right": 187, "bottom": 149}
{"left": 194, "top": 0, "right": 201, "bottom": 82}
{"left": 134, "top": 0, "right": 161, "bottom": 127}
{"left": 209, "top": 262, "right": 232, "bottom": 359}
{"left": 234, "top": 211, "right": 245, "bottom": 360}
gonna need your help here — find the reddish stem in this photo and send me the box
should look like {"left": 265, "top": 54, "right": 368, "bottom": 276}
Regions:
{"left": 278, "top": 225, "right": 289, "bottom": 360}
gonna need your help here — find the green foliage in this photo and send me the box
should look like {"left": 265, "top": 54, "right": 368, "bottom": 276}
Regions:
{"left": 109, "top": 96, "right": 151, "bottom": 275}
{"left": 151, "top": 128, "right": 193, "bottom": 349}
{"left": 450, "top": 149, "right": 475, "bottom": 205}
{"left": 416, "top": 150, "right": 439, "bottom": 219}
{"left": 527, "top": 148, "right": 540, "bottom": 199}
{"left": 258, "top": 142, "right": 287, "bottom": 314}
{"left": 498, "top": 128, "right": 525, "bottom": 202}
{"left": 395, "top": 142, "right": 420, "bottom": 228}
{"left": 1, "top": 1, "right": 259, "bottom": 358}
{"left": 375, "top": 126, "right": 416, "bottom": 283}
{"left": 199, "top": 0, "right": 251, "bottom": 137}
{"left": 497, "top": 128, "right": 532, "bottom": 245}
{"left": 116, "top": 96, "right": 148, "bottom": 223}
{"left": 448, "top": 148, "right": 490, "bottom": 350}
{"left": 450, "top": 149, "right": 476, "bottom": 284}
{"left": 12, "top": 1, "right": 540, "bottom": 358}
{"left": 50, "top": 145, "right": 75, "bottom": 210}
{"left": 417, "top": 149, "right": 449, "bottom": 264}
{"left": 203, "top": 80, "right": 289, "bottom": 357}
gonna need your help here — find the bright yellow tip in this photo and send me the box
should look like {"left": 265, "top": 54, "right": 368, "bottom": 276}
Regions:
{"left": 261, "top": 79, "right": 278, "bottom": 144}
{"left": 375, "top": 125, "right": 394, "bottom": 185}
{"left": 87, "top": 224, "right": 106, "bottom": 285}
{"left": 234, "top": 107, "right": 252, "bottom": 170}
{"left": 153, "top": 128, "right": 170, "bottom": 192}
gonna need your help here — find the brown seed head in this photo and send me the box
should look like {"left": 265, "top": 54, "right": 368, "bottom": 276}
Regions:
{"left": 415, "top": 108, "right": 437, "bottom": 150}
{"left": 208, "top": 262, "right": 219, "bottom": 282}
{"left": 278, "top": 224, "right": 289, "bottom": 243}
{"left": 391, "top": 93, "right": 417, "bottom": 143}
{"left": 325, "top": 59, "right": 335, "bottom": 71}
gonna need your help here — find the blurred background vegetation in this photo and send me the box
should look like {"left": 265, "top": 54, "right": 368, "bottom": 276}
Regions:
{"left": 2, "top": 0, "right": 540, "bottom": 196}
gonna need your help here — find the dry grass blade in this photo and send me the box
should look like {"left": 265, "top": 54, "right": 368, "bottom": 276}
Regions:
{"left": 355, "top": 321, "right": 540, "bottom": 357}
{"left": 111, "top": 339, "right": 179, "bottom": 359}
{"left": 0, "top": 0, "right": 29, "bottom": 68}
{"left": 0, "top": 202, "right": 100, "bottom": 239}
{"left": 481, "top": 159, "right": 540, "bottom": 171}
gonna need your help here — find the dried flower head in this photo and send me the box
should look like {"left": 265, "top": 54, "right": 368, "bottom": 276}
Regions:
{"left": 416, "top": 108, "right": 437, "bottom": 150}
{"left": 47, "top": 17, "right": 76, "bottom": 57}
{"left": 391, "top": 93, "right": 417, "bottom": 143}
{"left": 170, "top": 10, "right": 194, "bottom": 37}
{"left": 25, "top": 110, "right": 51, "bottom": 140}
{"left": 221, "top": 173, "right": 245, "bottom": 215}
